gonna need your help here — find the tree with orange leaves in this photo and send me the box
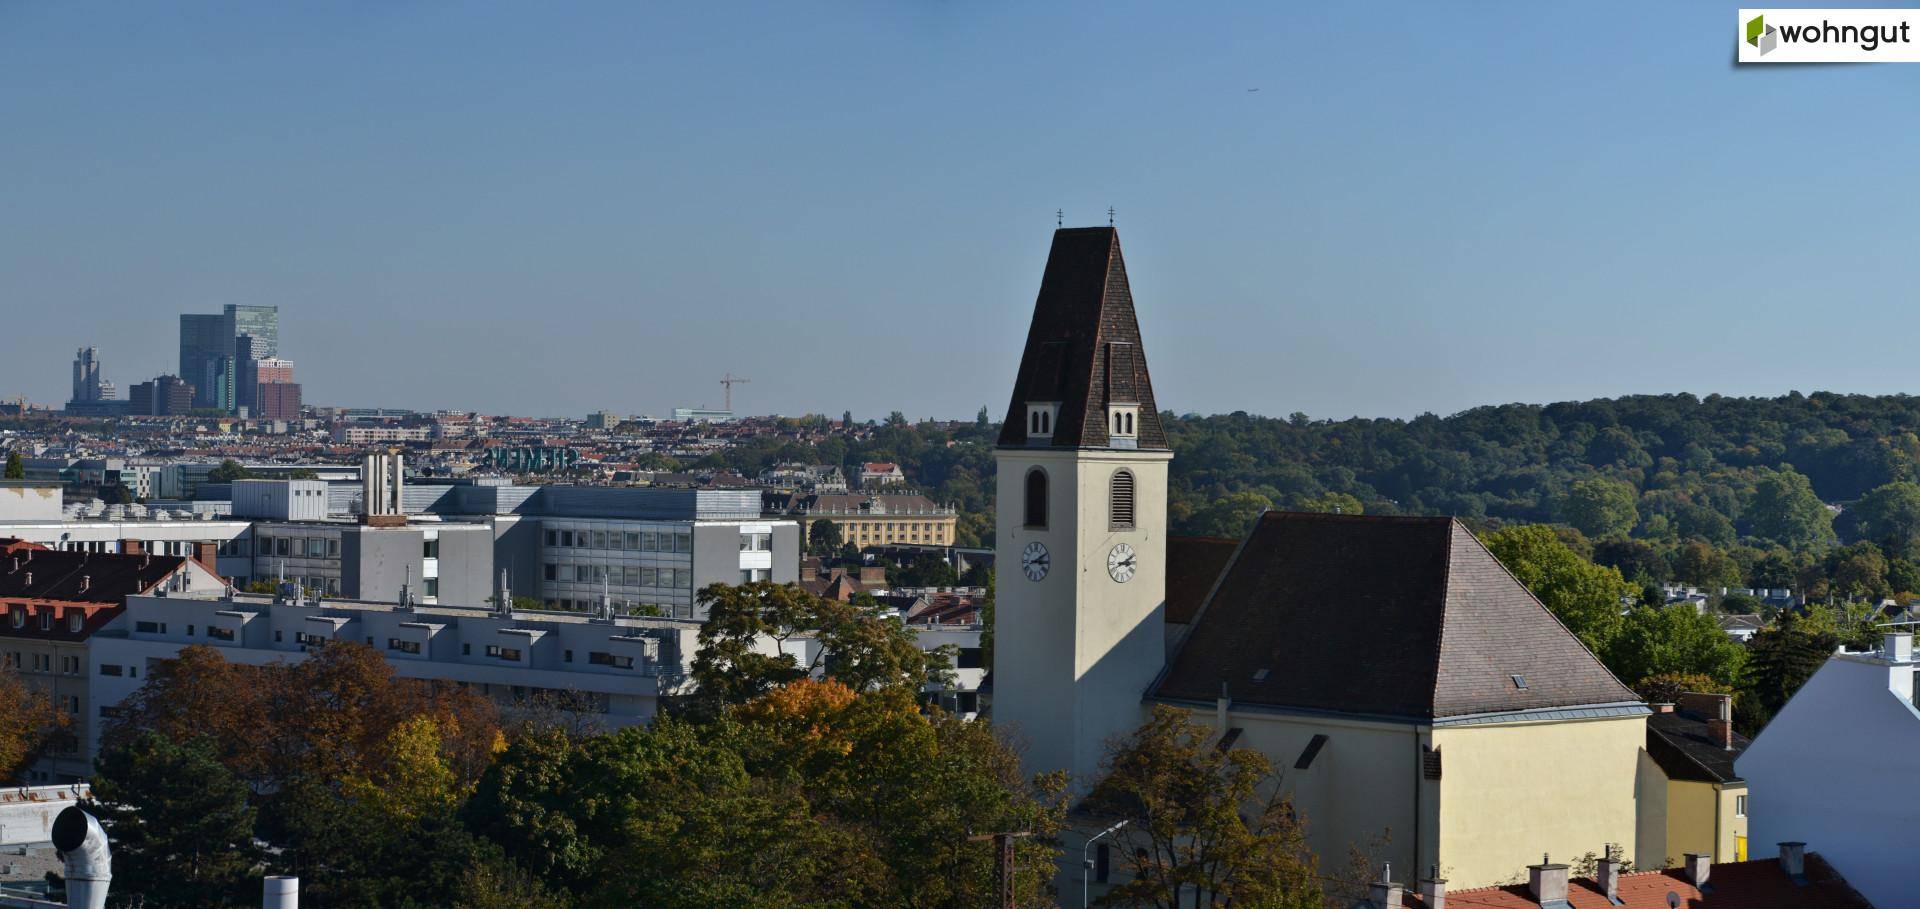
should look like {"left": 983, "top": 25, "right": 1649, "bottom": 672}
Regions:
{"left": 0, "top": 662, "right": 63, "bottom": 782}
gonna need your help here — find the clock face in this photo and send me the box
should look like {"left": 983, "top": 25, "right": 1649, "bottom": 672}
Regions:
{"left": 1021, "top": 541, "right": 1050, "bottom": 581}
{"left": 1107, "top": 543, "right": 1137, "bottom": 583}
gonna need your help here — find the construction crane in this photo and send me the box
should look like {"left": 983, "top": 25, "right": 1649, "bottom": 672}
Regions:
{"left": 720, "top": 374, "right": 750, "bottom": 413}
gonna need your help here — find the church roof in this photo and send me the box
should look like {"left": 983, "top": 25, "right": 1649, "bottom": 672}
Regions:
{"left": 1165, "top": 536, "right": 1239, "bottom": 625}
{"left": 997, "top": 227, "right": 1167, "bottom": 450}
{"left": 1153, "top": 512, "right": 1641, "bottom": 721}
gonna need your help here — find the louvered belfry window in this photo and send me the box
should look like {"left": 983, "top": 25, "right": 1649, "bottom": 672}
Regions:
{"left": 1025, "top": 468, "right": 1049, "bottom": 529}
{"left": 1110, "top": 469, "right": 1136, "bottom": 530}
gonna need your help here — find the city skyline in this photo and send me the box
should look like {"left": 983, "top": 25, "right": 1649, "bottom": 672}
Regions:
{"left": 5, "top": 3, "right": 1919, "bottom": 420}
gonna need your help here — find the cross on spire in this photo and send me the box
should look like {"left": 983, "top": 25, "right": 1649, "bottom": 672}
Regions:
{"left": 1108, "top": 206, "right": 1115, "bottom": 226}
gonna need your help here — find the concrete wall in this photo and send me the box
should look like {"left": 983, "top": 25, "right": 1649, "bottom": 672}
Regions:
{"left": 0, "top": 484, "right": 63, "bottom": 521}
{"left": 1737, "top": 650, "right": 1920, "bottom": 909}
{"left": 436, "top": 526, "right": 495, "bottom": 605}
{"left": 1432, "top": 714, "right": 1645, "bottom": 888}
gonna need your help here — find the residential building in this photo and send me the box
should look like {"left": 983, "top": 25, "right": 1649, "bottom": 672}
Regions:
{"left": 84, "top": 591, "right": 703, "bottom": 768}
{"left": 784, "top": 492, "right": 957, "bottom": 549}
{"left": 1351, "top": 845, "right": 1868, "bottom": 908}
{"left": 255, "top": 381, "right": 303, "bottom": 421}
{"left": 584, "top": 411, "right": 620, "bottom": 430}
{"left": 1737, "top": 631, "right": 1920, "bottom": 909}
{"left": 1641, "top": 693, "right": 1750, "bottom": 865}
{"left": 992, "top": 227, "right": 1653, "bottom": 894}
{"left": 331, "top": 423, "right": 432, "bottom": 444}
{"left": 0, "top": 539, "right": 227, "bottom": 781}
{"left": 858, "top": 461, "right": 905, "bottom": 488}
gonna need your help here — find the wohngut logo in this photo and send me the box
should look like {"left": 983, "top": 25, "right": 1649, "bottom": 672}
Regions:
{"left": 1739, "top": 8, "right": 1920, "bottom": 62}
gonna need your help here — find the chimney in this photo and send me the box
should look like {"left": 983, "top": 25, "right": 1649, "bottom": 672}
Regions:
{"left": 79, "top": 575, "right": 90, "bottom": 594}
{"left": 1677, "top": 692, "right": 1734, "bottom": 750}
{"left": 263, "top": 874, "right": 298, "bottom": 909}
{"left": 1366, "top": 864, "right": 1402, "bottom": 909}
{"left": 1779, "top": 842, "right": 1807, "bottom": 884}
{"left": 1217, "top": 679, "right": 1231, "bottom": 734}
{"left": 119, "top": 539, "right": 142, "bottom": 555}
{"left": 1651, "top": 702, "right": 1675, "bottom": 714}
{"left": 1884, "top": 632, "right": 1913, "bottom": 663}
{"left": 1418, "top": 866, "right": 1446, "bottom": 909}
{"left": 1527, "top": 855, "right": 1569, "bottom": 908}
{"left": 192, "top": 540, "right": 218, "bottom": 569}
{"left": 1683, "top": 853, "right": 1712, "bottom": 891}
{"left": 1595, "top": 846, "right": 1623, "bottom": 903}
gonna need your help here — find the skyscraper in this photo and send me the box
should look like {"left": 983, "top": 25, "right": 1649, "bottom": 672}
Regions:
{"left": 70, "top": 348, "right": 107, "bottom": 404}
{"left": 178, "top": 305, "right": 279, "bottom": 412}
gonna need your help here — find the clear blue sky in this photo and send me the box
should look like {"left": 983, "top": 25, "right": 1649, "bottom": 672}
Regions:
{"left": 2, "top": 2, "right": 1915, "bottom": 421}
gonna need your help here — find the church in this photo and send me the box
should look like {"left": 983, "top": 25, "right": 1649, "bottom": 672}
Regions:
{"left": 991, "top": 226, "right": 1658, "bottom": 893}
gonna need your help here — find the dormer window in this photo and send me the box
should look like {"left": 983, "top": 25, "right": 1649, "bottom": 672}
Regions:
{"left": 1108, "top": 404, "right": 1139, "bottom": 448}
{"left": 1027, "top": 403, "right": 1059, "bottom": 440}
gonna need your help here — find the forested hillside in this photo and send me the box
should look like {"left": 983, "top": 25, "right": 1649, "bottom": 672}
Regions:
{"left": 708, "top": 392, "right": 1920, "bottom": 601}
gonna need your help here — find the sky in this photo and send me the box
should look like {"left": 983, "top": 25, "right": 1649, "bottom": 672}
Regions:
{"left": 2, "top": 2, "right": 1917, "bottom": 422}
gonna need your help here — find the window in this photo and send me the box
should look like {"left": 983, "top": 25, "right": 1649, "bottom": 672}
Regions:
{"left": 675, "top": 532, "right": 692, "bottom": 553}
{"left": 544, "top": 563, "right": 557, "bottom": 581}
{"left": 9, "top": 610, "right": 21, "bottom": 629}
{"left": 545, "top": 530, "right": 558, "bottom": 547}
{"left": 1023, "top": 468, "right": 1048, "bottom": 528}
{"left": 135, "top": 621, "right": 161, "bottom": 634}
{"left": 207, "top": 626, "right": 235, "bottom": 641}
{"left": 624, "top": 532, "right": 641, "bottom": 550}
{"left": 68, "top": 614, "right": 83, "bottom": 633}
{"left": 589, "top": 651, "right": 634, "bottom": 669}
{"left": 1736, "top": 795, "right": 1747, "bottom": 817}
{"left": 1027, "top": 403, "right": 1056, "bottom": 438}
{"left": 1110, "top": 470, "right": 1136, "bottom": 529}
{"left": 326, "top": 539, "right": 341, "bottom": 558}
{"left": 740, "top": 532, "right": 771, "bottom": 552}
{"left": 423, "top": 538, "right": 439, "bottom": 558}
{"left": 295, "top": 632, "right": 327, "bottom": 646}
{"left": 423, "top": 578, "right": 439, "bottom": 598}
{"left": 957, "top": 647, "right": 984, "bottom": 669}
{"left": 99, "top": 664, "right": 123, "bottom": 677}
{"left": 388, "top": 638, "right": 421, "bottom": 655}
{"left": 560, "top": 530, "right": 573, "bottom": 547}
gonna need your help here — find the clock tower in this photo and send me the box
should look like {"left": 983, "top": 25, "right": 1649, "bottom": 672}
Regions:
{"left": 992, "top": 226, "right": 1171, "bottom": 787}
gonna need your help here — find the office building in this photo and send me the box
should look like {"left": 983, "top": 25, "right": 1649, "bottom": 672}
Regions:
{"left": 68, "top": 348, "right": 113, "bottom": 405}
{"left": 128, "top": 375, "right": 196, "bottom": 416}
{"left": 178, "top": 305, "right": 279, "bottom": 412}
{"left": 254, "top": 381, "right": 303, "bottom": 421}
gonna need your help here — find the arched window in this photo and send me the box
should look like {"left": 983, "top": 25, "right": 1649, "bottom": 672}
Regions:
{"left": 1024, "top": 468, "right": 1049, "bottom": 528}
{"left": 1031, "top": 411, "right": 1042, "bottom": 435}
{"left": 1114, "top": 412, "right": 1124, "bottom": 434}
{"left": 1124, "top": 412, "right": 1134, "bottom": 435}
{"left": 1111, "top": 469, "right": 1136, "bottom": 529}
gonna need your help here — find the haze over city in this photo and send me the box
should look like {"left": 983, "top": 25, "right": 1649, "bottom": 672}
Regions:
{"left": 3, "top": 1, "right": 1916, "bottom": 419}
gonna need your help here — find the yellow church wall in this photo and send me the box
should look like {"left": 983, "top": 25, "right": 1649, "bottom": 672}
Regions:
{"left": 1432, "top": 714, "right": 1645, "bottom": 888}
{"left": 1199, "top": 705, "right": 1431, "bottom": 883}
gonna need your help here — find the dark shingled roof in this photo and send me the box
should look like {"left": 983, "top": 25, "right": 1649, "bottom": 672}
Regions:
{"left": 1165, "top": 536, "right": 1239, "bottom": 625}
{"left": 1647, "top": 708, "right": 1749, "bottom": 784}
{"left": 997, "top": 227, "right": 1167, "bottom": 450}
{"left": 1153, "top": 512, "right": 1640, "bottom": 720}
{"left": 0, "top": 542, "right": 190, "bottom": 604}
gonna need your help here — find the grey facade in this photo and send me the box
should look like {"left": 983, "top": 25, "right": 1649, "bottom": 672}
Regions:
{"left": 245, "top": 521, "right": 494, "bottom": 605}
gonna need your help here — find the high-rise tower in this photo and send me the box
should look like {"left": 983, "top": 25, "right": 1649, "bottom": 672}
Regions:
{"left": 991, "top": 227, "right": 1171, "bottom": 787}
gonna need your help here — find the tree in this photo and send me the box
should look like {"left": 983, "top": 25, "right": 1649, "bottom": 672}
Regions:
{"left": 1633, "top": 672, "right": 1732, "bottom": 705}
{"left": 1674, "top": 541, "right": 1742, "bottom": 589}
{"left": 807, "top": 519, "right": 842, "bottom": 558}
{"left": 1184, "top": 491, "right": 1272, "bottom": 539}
{"left": 688, "top": 582, "right": 949, "bottom": 712}
{"left": 1602, "top": 605, "right": 1748, "bottom": 692}
{"left": 205, "top": 459, "right": 251, "bottom": 483}
{"left": 1481, "top": 525, "right": 1633, "bottom": 653}
{"left": 1746, "top": 469, "right": 1833, "bottom": 547}
{"left": 1845, "top": 481, "right": 1920, "bottom": 546}
{"left": 1295, "top": 492, "right": 1363, "bottom": 515}
{"left": 1085, "top": 706, "right": 1322, "bottom": 909}
{"left": 976, "top": 406, "right": 992, "bottom": 429}
{"left": 1564, "top": 478, "right": 1638, "bottom": 539}
{"left": 1740, "top": 610, "right": 1841, "bottom": 733}
{"left": 0, "top": 664, "right": 64, "bottom": 782}
{"left": 87, "top": 732, "right": 260, "bottom": 907}
{"left": 2, "top": 451, "right": 22, "bottom": 479}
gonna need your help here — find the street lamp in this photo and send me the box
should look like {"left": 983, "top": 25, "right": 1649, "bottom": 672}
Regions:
{"left": 1082, "top": 818, "right": 1130, "bottom": 909}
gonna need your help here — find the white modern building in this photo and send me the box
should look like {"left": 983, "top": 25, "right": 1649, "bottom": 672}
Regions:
{"left": 84, "top": 590, "right": 704, "bottom": 764}
{"left": 1737, "top": 631, "right": 1919, "bottom": 909}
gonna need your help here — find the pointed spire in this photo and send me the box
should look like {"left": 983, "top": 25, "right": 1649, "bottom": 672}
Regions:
{"left": 998, "top": 227, "right": 1166, "bottom": 450}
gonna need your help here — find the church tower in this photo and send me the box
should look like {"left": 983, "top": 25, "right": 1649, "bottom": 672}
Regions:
{"left": 993, "top": 227, "right": 1171, "bottom": 787}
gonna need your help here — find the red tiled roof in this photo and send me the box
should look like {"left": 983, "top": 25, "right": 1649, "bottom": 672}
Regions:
{"left": 1413, "top": 855, "right": 1869, "bottom": 908}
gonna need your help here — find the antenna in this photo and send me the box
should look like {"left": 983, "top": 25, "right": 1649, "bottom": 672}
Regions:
{"left": 720, "top": 374, "right": 751, "bottom": 413}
